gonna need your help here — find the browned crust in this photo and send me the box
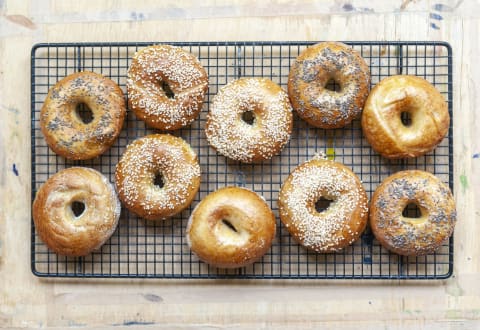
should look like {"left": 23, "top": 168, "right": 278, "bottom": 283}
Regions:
{"left": 40, "top": 71, "right": 126, "bottom": 160}
{"left": 127, "top": 45, "right": 208, "bottom": 130}
{"left": 288, "top": 42, "right": 370, "bottom": 129}
{"left": 369, "top": 170, "right": 456, "bottom": 256}
{"left": 278, "top": 158, "right": 368, "bottom": 253}
{"left": 115, "top": 134, "right": 201, "bottom": 220}
{"left": 32, "top": 167, "right": 121, "bottom": 257}
{"left": 361, "top": 75, "right": 450, "bottom": 159}
{"left": 186, "top": 187, "right": 276, "bottom": 268}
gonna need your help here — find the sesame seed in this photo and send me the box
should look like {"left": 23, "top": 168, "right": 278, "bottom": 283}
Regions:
{"left": 205, "top": 77, "right": 293, "bottom": 163}
{"left": 127, "top": 45, "right": 208, "bottom": 130}
{"left": 115, "top": 134, "right": 201, "bottom": 219}
{"left": 279, "top": 159, "right": 367, "bottom": 252}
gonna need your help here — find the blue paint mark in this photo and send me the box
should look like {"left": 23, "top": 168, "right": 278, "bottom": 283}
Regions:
{"left": 130, "top": 11, "right": 145, "bottom": 21}
{"left": 358, "top": 7, "right": 374, "bottom": 13}
{"left": 12, "top": 163, "right": 18, "bottom": 176}
{"left": 429, "top": 13, "right": 443, "bottom": 20}
{"left": 433, "top": 3, "right": 453, "bottom": 11}
{"left": 473, "top": 153, "right": 480, "bottom": 159}
{"left": 362, "top": 233, "right": 374, "bottom": 245}
{"left": 120, "top": 321, "right": 155, "bottom": 326}
{"left": 363, "top": 256, "right": 372, "bottom": 264}
{"left": 361, "top": 233, "right": 373, "bottom": 264}
{"left": 430, "top": 22, "right": 440, "bottom": 30}
{"left": 342, "top": 3, "right": 354, "bottom": 11}
{"left": 67, "top": 320, "right": 86, "bottom": 327}
{"left": 143, "top": 293, "right": 163, "bottom": 302}
{"left": 235, "top": 170, "right": 246, "bottom": 187}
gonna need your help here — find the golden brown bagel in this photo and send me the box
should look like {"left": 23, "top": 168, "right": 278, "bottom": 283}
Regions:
{"left": 361, "top": 75, "right": 449, "bottom": 159}
{"left": 278, "top": 158, "right": 368, "bottom": 253}
{"left": 115, "top": 134, "right": 201, "bottom": 220}
{"left": 127, "top": 45, "right": 208, "bottom": 130}
{"left": 40, "top": 71, "right": 126, "bottom": 160}
{"left": 32, "top": 167, "right": 121, "bottom": 257}
{"left": 186, "top": 187, "right": 276, "bottom": 268}
{"left": 288, "top": 42, "right": 370, "bottom": 128}
{"left": 369, "top": 170, "right": 456, "bottom": 256}
{"left": 205, "top": 77, "right": 293, "bottom": 163}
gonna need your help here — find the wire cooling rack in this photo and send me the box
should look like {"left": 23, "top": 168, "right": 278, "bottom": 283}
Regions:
{"left": 31, "top": 41, "right": 453, "bottom": 279}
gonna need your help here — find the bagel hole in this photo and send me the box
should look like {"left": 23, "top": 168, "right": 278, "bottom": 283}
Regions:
{"left": 402, "top": 203, "right": 422, "bottom": 218}
{"left": 221, "top": 219, "right": 238, "bottom": 233}
{"left": 315, "top": 197, "right": 333, "bottom": 213}
{"left": 154, "top": 173, "right": 165, "bottom": 188}
{"left": 160, "top": 80, "right": 175, "bottom": 99}
{"left": 401, "top": 111, "right": 413, "bottom": 127}
{"left": 241, "top": 110, "right": 256, "bottom": 125}
{"left": 71, "top": 201, "right": 85, "bottom": 218}
{"left": 75, "top": 103, "right": 94, "bottom": 124}
{"left": 325, "top": 78, "right": 341, "bottom": 92}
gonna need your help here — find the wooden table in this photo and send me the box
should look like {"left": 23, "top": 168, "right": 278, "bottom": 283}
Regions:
{"left": 1, "top": 1, "right": 479, "bottom": 328}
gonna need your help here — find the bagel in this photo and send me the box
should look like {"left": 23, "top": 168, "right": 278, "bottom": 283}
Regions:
{"left": 115, "top": 134, "right": 201, "bottom": 220}
{"left": 369, "top": 170, "right": 456, "bottom": 256}
{"left": 361, "top": 75, "right": 449, "bottom": 158}
{"left": 40, "top": 71, "right": 126, "bottom": 160}
{"left": 127, "top": 45, "right": 208, "bottom": 130}
{"left": 278, "top": 158, "right": 368, "bottom": 253}
{"left": 32, "top": 167, "right": 121, "bottom": 256}
{"left": 205, "top": 77, "right": 293, "bottom": 163}
{"left": 186, "top": 187, "right": 276, "bottom": 268}
{"left": 288, "top": 42, "right": 370, "bottom": 128}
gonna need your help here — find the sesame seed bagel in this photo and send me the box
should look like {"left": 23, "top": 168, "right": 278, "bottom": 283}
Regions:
{"left": 361, "top": 75, "right": 450, "bottom": 159}
{"left": 288, "top": 42, "right": 370, "bottom": 128}
{"left": 127, "top": 45, "right": 208, "bottom": 130}
{"left": 278, "top": 158, "right": 368, "bottom": 253}
{"left": 370, "top": 170, "right": 456, "bottom": 256}
{"left": 205, "top": 77, "right": 293, "bottom": 163}
{"left": 40, "top": 71, "right": 126, "bottom": 160}
{"left": 186, "top": 187, "right": 276, "bottom": 268}
{"left": 115, "top": 134, "right": 201, "bottom": 220}
{"left": 32, "top": 167, "right": 121, "bottom": 257}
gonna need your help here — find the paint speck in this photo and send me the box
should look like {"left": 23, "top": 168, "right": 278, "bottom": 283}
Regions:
{"left": 358, "top": 7, "right": 374, "bottom": 13}
{"left": 430, "top": 22, "right": 440, "bottom": 30}
{"left": 326, "top": 138, "right": 335, "bottom": 160}
{"left": 380, "top": 46, "right": 387, "bottom": 56}
{"left": 430, "top": 13, "right": 443, "bottom": 20}
{"left": 121, "top": 321, "right": 155, "bottom": 326}
{"left": 433, "top": 3, "right": 453, "bottom": 12}
{"left": 5, "top": 14, "right": 36, "bottom": 29}
{"left": 460, "top": 174, "right": 468, "bottom": 192}
{"left": 12, "top": 163, "right": 18, "bottom": 176}
{"left": 363, "top": 256, "right": 372, "bottom": 264}
{"left": 143, "top": 293, "right": 163, "bottom": 302}
{"left": 67, "top": 320, "right": 86, "bottom": 327}
{"left": 130, "top": 12, "right": 145, "bottom": 21}
{"left": 473, "top": 153, "right": 480, "bottom": 159}
{"left": 342, "top": 3, "right": 354, "bottom": 11}
{"left": 400, "top": 0, "right": 413, "bottom": 10}
{"left": 235, "top": 170, "right": 246, "bottom": 187}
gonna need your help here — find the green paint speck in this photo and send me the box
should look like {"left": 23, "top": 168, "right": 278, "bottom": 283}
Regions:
{"left": 460, "top": 174, "right": 468, "bottom": 192}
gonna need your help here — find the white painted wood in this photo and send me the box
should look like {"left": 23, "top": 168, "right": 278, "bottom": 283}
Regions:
{"left": 0, "top": 0, "right": 479, "bottom": 328}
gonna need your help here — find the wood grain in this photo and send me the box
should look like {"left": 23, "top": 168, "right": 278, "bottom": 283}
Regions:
{"left": 1, "top": 0, "right": 479, "bottom": 328}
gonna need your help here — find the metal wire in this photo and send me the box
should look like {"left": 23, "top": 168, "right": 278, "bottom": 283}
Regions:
{"left": 31, "top": 41, "right": 453, "bottom": 279}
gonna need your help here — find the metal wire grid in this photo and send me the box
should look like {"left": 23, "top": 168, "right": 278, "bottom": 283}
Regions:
{"left": 31, "top": 41, "right": 453, "bottom": 279}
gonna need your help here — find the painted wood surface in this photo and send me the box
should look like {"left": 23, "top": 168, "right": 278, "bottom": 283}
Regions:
{"left": 1, "top": 0, "right": 479, "bottom": 328}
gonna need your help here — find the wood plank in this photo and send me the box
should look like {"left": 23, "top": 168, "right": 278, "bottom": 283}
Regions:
{"left": 0, "top": 0, "right": 479, "bottom": 328}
